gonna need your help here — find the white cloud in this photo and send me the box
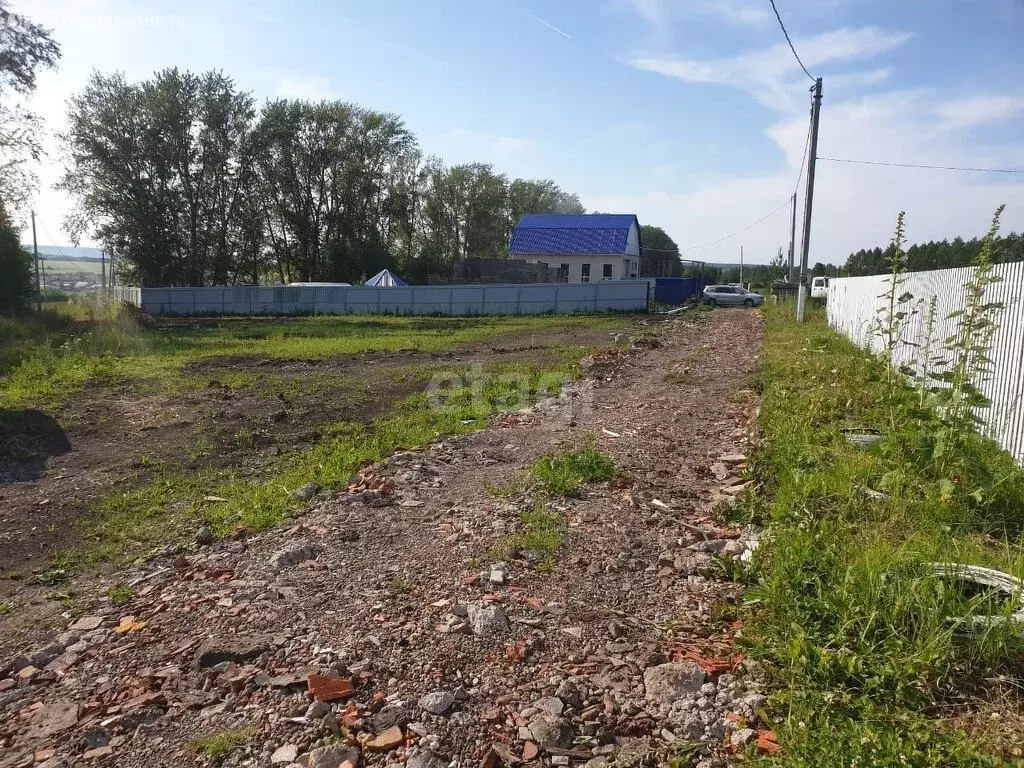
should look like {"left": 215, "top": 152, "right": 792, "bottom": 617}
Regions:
{"left": 630, "top": 27, "right": 912, "bottom": 110}
{"left": 438, "top": 129, "right": 537, "bottom": 164}
{"left": 623, "top": 0, "right": 770, "bottom": 27}
{"left": 274, "top": 74, "right": 336, "bottom": 101}
{"left": 934, "top": 95, "right": 1024, "bottom": 129}
{"left": 584, "top": 86, "right": 1024, "bottom": 265}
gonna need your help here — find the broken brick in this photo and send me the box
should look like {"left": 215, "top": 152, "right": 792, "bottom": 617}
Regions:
{"left": 83, "top": 746, "right": 113, "bottom": 759}
{"left": 365, "top": 725, "right": 404, "bottom": 752}
{"left": 523, "top": 742, "right": 540, "bottom": 761}
{"left": 307, "top": 674, "right": 356, "bottom": 702}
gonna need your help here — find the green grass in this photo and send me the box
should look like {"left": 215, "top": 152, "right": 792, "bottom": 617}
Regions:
{"left": 495, "top": 503, "right": 566, "bottom": 569}
{"left": 1, "top": 308, "right": 628, "bottom": 410}
{"left": 531, "top": 448, "right": 616, "bottom": 496}
{"left": 52, "top": 359, "right": 597, "bottom": 567}
{"left": 106, "top": 584, "right": 134, "bottom": 605}
{"left": 745, "top": 305, "right": 1024, "bottom": 766}
{"left": 188, "top": 728, "right": 255, "bottom": 760}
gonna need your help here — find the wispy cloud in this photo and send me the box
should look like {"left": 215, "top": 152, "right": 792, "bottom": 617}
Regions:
{"left": 274, "top": 74, "right": 336, "bottom": 101}
{"left": 630, "top": 27, "right": 912, "bottom": 110}
{"left": 934, "top": 95, "right": 1024, "bottom": 129}
{"left": 623, "top": 0, "right": 770, "bottom": 27}
{"left": 441, "top": 129, "right": 537, "bottom": 162}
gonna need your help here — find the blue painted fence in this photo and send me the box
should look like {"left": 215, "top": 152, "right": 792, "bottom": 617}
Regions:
{"left": 653, "top": 278, "right": 705, "bottom": 305}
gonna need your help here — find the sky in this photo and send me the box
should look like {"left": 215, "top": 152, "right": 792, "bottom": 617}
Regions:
{"left": 15, "top": 0, "right": 1024, "bottom": 265}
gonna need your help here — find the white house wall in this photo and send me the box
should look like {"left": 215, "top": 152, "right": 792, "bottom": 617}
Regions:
{"left": 625, "top": 222, "right": 640, "bottom": 258}
{"left": 526, "top": 254, "right": 638, "bottom": 282}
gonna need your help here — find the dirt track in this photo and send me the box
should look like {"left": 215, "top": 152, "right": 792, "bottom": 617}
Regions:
{"left": 0, "top": 310, "right": 764, "bottom": 768}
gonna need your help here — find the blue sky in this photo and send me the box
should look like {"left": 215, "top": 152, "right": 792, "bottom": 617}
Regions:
{"left": 19, "top": 0, "right": 1024, "bottom": 264}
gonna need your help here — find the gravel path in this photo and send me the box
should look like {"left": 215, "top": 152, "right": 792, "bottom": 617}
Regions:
{"left": 0, "top": 309, "right": 765, "bottom": 768}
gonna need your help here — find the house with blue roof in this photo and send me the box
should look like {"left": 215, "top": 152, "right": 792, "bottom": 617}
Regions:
{"left": 508, "top": 213, "right": 641, "bottom": 283}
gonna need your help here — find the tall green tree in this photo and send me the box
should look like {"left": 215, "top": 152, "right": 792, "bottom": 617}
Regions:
{"left": 0, "top": 1, "right": 61, "bottom": 220}
{"left": 639, "top": 225, "right": 681, "bottom": 277}
{"left": 0, "top": 204, "right": 32, "bottom": 312}
{"left": 60, "top": 69, "right": 255, "bottom": 286}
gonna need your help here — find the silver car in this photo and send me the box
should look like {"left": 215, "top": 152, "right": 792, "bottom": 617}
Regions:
{"left": 702, "top": 284, "right": 764, "bottom": 307}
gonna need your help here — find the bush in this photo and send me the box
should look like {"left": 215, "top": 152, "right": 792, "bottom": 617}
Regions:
{"left": 0, "top": 214, "right": 34, "bottom": 313}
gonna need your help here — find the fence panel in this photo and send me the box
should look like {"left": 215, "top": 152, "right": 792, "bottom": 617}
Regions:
{"left": 115, "top": 281, "right": 650, "bottom": 318}
{"left": 828, "top": 262, "right": 1024, "bottom": 460}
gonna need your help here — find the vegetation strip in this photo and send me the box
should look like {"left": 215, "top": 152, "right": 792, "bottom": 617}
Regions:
{"left": 743, "top": 301, "right": 1024, "bottom": 765}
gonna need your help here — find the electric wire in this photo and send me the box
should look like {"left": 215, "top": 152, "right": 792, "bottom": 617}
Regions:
{"left": 768, "top": 0, "right": 816, "bottom": 81}
{"left": 817, "top": 156, "right": 1024, "bottom": 174}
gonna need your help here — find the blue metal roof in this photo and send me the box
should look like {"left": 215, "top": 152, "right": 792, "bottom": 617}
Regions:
{"left": 509, "top": 214, "right": 640, "bottom": 256}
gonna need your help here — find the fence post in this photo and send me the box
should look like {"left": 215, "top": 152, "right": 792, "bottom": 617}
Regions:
{"left": 517, "top": 286, "right": 521, "bottom": 315}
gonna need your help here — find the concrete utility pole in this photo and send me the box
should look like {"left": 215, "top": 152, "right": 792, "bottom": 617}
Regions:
{"left": 796, "top": 77, "right": 822, "bottom": 323}
{"left": 788, "top": 192, "right": 796, "bottom": 284}
{"left": 31, "top": 209, "right": 41, "bottom": 311}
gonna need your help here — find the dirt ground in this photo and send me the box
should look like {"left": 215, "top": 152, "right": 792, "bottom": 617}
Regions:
{"left": 0, "top": 309, "right": 764, "bottom": 768}
{"left": 0, "top": 325, "right": 616, "bottom": 583}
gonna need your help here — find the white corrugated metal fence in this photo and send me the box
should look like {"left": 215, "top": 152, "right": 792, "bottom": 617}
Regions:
{"left": 109, "top": 281, "right": 649, "bottom": 317}
{"left": 828, "top": 262, "right": 1024, "bottom": 460}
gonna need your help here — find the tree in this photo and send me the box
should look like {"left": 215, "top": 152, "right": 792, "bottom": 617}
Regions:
{"left": 0, "top": 2, "right": 61, "bottom": 221}
{"left": 60, "top": 69, "right": 256, "bottom": 285}
{"left": 0, "top": 204, "right": 33, "bottom": 312}
{"left": 639, "top": 225, "right": 680, "bottom": 277}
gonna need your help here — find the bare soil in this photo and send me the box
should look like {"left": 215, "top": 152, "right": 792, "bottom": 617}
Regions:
{"left": 0, "top": 326, "right": 612, "bottom": 584}
{"left": 0, "top": 309, "right": 764, "bottom": 768}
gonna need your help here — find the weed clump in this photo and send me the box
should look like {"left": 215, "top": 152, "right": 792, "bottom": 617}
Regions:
{"left": 531, "top": 448, "right": 615, "bottom": 496}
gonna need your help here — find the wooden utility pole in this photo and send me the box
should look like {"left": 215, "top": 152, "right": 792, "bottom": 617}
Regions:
{"left": 31, "top": 210, "right": 41, "bottom": 311}
{"left": 101, "top": 249, "right": 106, "bottom": 290}
{"left": 796, "top": 77, "right": 822, "bottom": 322}
{"left": 739, "top": 245, "right": 744, "bottom": 285}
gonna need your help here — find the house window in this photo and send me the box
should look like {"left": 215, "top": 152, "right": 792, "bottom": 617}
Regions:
{"left": 603, "top": 264, "right": 613, "bottom": 280}
{"left": 559, "top": 263, "right": 569, "bottom": 282}
{"left": 581, "top": 263, "right": 591, "bottom": 283}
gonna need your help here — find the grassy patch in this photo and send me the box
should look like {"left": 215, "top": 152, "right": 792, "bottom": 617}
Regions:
{"left": 746, "top": 305, "right": 1024, "bottom": 766}
{"left": 388, "top": 579, "right": 412, "bottom": 596}
{"left": 531, "top": 448, "right": 616, "bottom": 496}
{"left": 106, "top": 584, "right": 134, "bottom": 605}
{"left": 188, "top": 728, "right": 254, "bottom": 760}
{"left": 1, "top": 309, "right": 629, "bottom": 410}
{"left": 495, "top": 504, "right": 566, "bottom": 569}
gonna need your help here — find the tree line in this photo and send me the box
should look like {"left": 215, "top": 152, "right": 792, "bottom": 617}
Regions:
{"left": 58, "top": 68, "right": 596, "bottom": 287}
{"left": 843, "top": 232, "right": 1024, "bottom": 276}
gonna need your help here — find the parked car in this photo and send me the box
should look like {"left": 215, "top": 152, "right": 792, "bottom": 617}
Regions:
{"left": 702, "top": 284, "right": 764, "bottom": 307}
{"left": 810, "top": 276, "right": 829, "bottom": 299}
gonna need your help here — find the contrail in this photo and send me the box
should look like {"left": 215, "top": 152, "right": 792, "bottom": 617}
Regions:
{"left": 510, "top": 0, "right": 572, "bottom": 38}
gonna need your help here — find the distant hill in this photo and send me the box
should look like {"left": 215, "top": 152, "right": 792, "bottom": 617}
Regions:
{"left": 20, "top": 245, "right": 105, "bottom": 261}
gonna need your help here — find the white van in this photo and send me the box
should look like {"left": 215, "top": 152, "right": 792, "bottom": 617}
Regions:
{"left": 810, "top": 276, "right": 829, "bottom": 299}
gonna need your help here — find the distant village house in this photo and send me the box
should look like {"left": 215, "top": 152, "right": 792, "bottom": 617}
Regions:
{"left": 509, "top": 214, "right": 641, "bottom": 283}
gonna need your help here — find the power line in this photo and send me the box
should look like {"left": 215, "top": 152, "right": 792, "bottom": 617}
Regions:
{"left": 680, "top": 198, "right": 792, "bottom": 254}
{"left": 794, "top": 116, "right": 812, "bottom": 196}
{"left": 35, "top": 217, "right": 75, "bottom": 260}
{"left": 768, "top": 0, "right": 815, "bottom": 82}
{"left": 817, "top": 156, "right": 1024, "bottom": 174}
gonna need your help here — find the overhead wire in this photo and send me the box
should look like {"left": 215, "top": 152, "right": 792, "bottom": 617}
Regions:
{"left": 768, "top": 0, "right": 816, "bottom": 82}
{"left": 679, "top": 198, "right": 792, "bottom": 254}
{"left": 816, "top": 156, "right": 1024, "bottom": 174}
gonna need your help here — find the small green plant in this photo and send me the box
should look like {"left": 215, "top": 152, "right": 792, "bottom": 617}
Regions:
{"left": 531, "top": 448, "right": 615, "bottom": 496}
{"left": 387, "top": 578, "right": 411, "bottom": 596}
{"left": 0, "top": 601, "right": 12, "bottom": 616}
{"left": 495, "top": 504, "right": 566, "bottom": 568}
{"left": 188, "top": 728, "right": 254, "bottom": 760}
{"left": 871, "top": 211, "right": 917, "bottom": 428}
{"left": 106, "top": 584, "right": 134, "bottom": 605}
